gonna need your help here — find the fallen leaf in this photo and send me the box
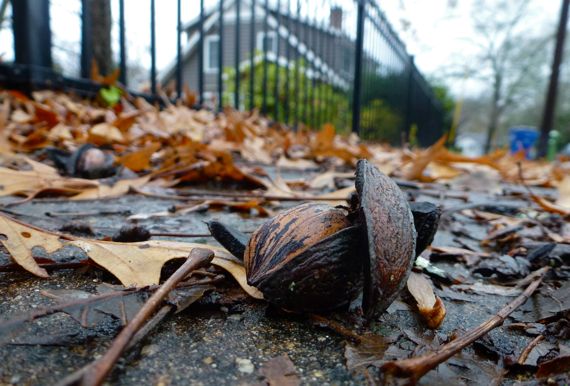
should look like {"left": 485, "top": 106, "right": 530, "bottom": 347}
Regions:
{"left": 211, "top": 256, "right": 264, "bottom": 299}
{"left": 69, "top": 175, "right": 151, "bottom": 200}
{"left": 117, "top": 142, "right": 161, "bottom": 171}
{"left": 0, "top": 213, "right": 262, "bottom": 297}
{"left": 259, "top": 354, "right": 300, "bottom": 386}
{"left": 406, "top": 272, "right": 446, "bottom": 329}
{"left": 88, "top": 123, "right": 125, "bottom": 145}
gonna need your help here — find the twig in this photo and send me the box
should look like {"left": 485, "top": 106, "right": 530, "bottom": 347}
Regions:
{"left": 59, "top": 248, "right": 214, "bottom": 386}
{"left": 380, "top": 271, "right": 546, "bottom": 385}
{"left": 310, "top": 314, "right": 365, "bottom": 344}
{"left": 132, "top": 186, "right": 352, "bottom": 202}
{"left": 126, "top": 305, "right": 172, "bottom": 351}
{"left": 517, "top": 335, "right": 544, "bottom": 365}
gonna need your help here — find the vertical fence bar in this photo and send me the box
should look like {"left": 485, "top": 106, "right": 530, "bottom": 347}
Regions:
{"left": 310, "top": 13, "right": 316, "bottom": 128}
{"left": 118, "top": 0, "right": 127, "bottom": 85}
{"left": 80, "top": 0, "right": 93, "bottom": 78}
{"left": 318, "top": 19, "right": 324, "bottom": 127}
{"left": 404, "top": 55, "right": 414, "bottom": 143}
{"left": 13, "top": 0, "right": 52, "bottom": 84}
{"left": 218, "top": 0, "right": 224, "bottom": 111}
{"left": 249, "top": 0, "right": 256, "bottom": 110}
{"left": 273, "top": 0, "right": 281, "bottom": 120}
{"left": 262, "top": 0, "right": 269, "bottom": 114}
{"left": 284, "top": 0, "right": 291, "bottom": 124}
{"left": 176, "top": 0, "right": 182, "bottom": 98}
{"left": 150, "top": 0, "right": 157, "bottom": 96}
{"left": 325, "top": 26, "right": 331, "bottom": 123}
{"left": 351, "top": 0, "right": 365, "bottom": 134}
{"left": 302, "top": 11, "right": 308, "bottom": 125}
{"left": 323, "top": 22, "right": 332, "bottom": 123}
{"left": 234, "top": 0, "right": 241, "bottom": 109}
{"left": 198, "top": 0, "right": 204, "bottom": 105}
{"left": 294, "top": 1, "right": 300, "bottom": 128}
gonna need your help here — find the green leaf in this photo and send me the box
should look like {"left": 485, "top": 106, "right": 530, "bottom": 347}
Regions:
{"left": 99, "top": 86, "right": 122, "bottom": 107}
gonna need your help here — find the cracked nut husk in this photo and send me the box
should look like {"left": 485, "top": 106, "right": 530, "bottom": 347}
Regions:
{"left": 209, "top": 159, "right": 440, "bottom": 318}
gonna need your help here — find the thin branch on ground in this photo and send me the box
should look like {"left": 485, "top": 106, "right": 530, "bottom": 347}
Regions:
{"left": 380, "top": 270, "right": 546, "bottom": 385}
{"left": 57, "top": 248, "right": 214, "bottom": 386}
{"left": 517, "top": 335, "right": 544, "bottom": 365}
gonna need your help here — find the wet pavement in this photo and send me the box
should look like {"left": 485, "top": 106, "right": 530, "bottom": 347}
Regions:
{"left": 0, "top": 181, "right": 563, "bottom": 385}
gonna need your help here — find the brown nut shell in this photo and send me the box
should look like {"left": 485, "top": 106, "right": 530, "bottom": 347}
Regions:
{"left": 355, "top": 159, "right": 416, "bottom": 318}
{"left": 244, "top": 203, "right": 361, "bottom": 312}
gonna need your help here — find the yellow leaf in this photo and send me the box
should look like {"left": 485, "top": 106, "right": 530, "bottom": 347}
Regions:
{"left": 0, "top": 214, "right": 59, "bottom": 278}
{"left": 0, "top": 213, "right": 264, "bottom": 296}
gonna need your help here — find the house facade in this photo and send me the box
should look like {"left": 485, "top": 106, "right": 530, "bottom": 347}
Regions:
{"left": 159, "top": 0, "right": 356, "bottom": 104}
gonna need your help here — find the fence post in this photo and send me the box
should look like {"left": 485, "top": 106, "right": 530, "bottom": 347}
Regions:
{"left": 351, "top": 0, "right": 365, "bottom": 135}
{"left": 404, "top": 55, "right": 415, "bottom": 144}
{"left": 249, "top": 0, "right": 256, "bottom": 110}
{"left": 274, "top": 0, "right": 281, "bottom": 120}
{"left": 198, "top": 0, "right": 205, "bottom": 105}
{"left": 262, "top": 0, "right": 269, "bottom": 114}
{"left": 234, "top": 0, "right": 241, "bottom": 109}
{"left": 11, "top": 0, "right": 52, "bottom": 89}
{"left": 176, "top": 0, "right": 182, "bottom": 98}
{"left": 80, "top": 0, "right": 93, "bottom": 78}
{"left": 118, "top": 0, "right": 127, "bottom": 85}
{"left": 150, "top": 0, "right": 157, "bottom": 96}
{"left": 218, "top": 0, "right": 224, "bottom": 111}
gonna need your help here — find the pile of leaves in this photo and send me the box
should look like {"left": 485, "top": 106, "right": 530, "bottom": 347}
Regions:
{"left": 1, "top": 88, "right": 570, "bottom": 385}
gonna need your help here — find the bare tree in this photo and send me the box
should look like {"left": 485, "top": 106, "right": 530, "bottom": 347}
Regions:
{"left": 465, "top": 0, "right": 553, "bottom": 152}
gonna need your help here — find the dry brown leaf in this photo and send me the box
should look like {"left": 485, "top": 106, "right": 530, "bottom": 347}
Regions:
{"left": 117, "top": 142, "right": 161, "bottom": 171}
{"left": 211, "top": 256, "right": 264, "bottom": 299}
{"left": 406, "top": 272, "right": 446, "bottom": 329}
{"left": 69, "top": 175, "right": 151, "bottom": 200}
{"left": 0, "top": 154, "right": 151, "bottom": 201}
{"left": 531, "top": 194, "right": 570, "bottom": 216}
{"left": 308, "top": 171, "right": 353, "bottom": 190}
{"left": 0, "top": 213, "right": 263, "bottom": 296}
{"left": 555, "top": 175, "right": 570, "bottom": 209}
{"left": 0, "top": 214, "right": 60, "bottom": 278}
{"left": 0, "top": 163, "right": 97, "bottom": 198}
{"left": 401, "top": 135, "right": 447, "bottom": 181}
{"left": 88, "top": 123, "right": 125, "bottom": 145}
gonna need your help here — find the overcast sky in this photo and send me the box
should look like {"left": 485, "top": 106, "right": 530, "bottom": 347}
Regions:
{"left": 0, "top": 0, "right": 563, "bottom": 96}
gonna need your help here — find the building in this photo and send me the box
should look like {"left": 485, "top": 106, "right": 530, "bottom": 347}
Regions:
{"left": 159, "top": 0, "right": 356, "bottom": 106}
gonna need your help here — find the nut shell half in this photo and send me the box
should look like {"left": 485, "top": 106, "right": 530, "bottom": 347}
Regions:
{"left": 355, "top": 159, "right": 417, "bottom": 318}
{"left": 244, "top": 203, "right": 361, "bottom": 312}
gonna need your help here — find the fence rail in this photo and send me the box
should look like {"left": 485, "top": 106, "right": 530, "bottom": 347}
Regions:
{"left": 0, "top": 0, "right": 445, "bottom": 146}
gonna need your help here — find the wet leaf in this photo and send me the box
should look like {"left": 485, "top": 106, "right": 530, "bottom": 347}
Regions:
{"left": 406, "top": 272, "right": 446, "bottom": 329}
{"left": 259, "top": 354, "right": 300, "bottom": 386}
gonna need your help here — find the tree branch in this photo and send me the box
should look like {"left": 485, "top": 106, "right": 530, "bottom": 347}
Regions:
{"left": 57, "top": 248, "right": 214, "bottom": 386}
{"left": 380, "top": 270, "right": 546, "bottom": 385}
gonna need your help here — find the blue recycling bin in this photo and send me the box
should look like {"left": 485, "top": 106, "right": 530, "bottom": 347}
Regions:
{"left": 509, "top": 127, "right": 538, "bottom": 159}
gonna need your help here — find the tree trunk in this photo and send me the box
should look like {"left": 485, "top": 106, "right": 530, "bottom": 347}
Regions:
{"left": 484, "top": 74, "right": 502, "bottom": 153}
{"left": 537, "top": 0, "right": 569, "bottom": 157}
{"left": 81, "top": 0, "right": 112, "bottom": 77}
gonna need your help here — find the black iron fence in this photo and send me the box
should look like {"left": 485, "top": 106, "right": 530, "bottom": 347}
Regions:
{"left": 0, "top": 0, "right": 444, "bottom": 146}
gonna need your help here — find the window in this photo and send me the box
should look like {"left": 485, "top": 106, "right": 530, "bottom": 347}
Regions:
{"left": 204, "top": 35, "right": 220, "bottom": 73}
{"left": 256, "top": 31, "right": 277, "bottom": 55}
